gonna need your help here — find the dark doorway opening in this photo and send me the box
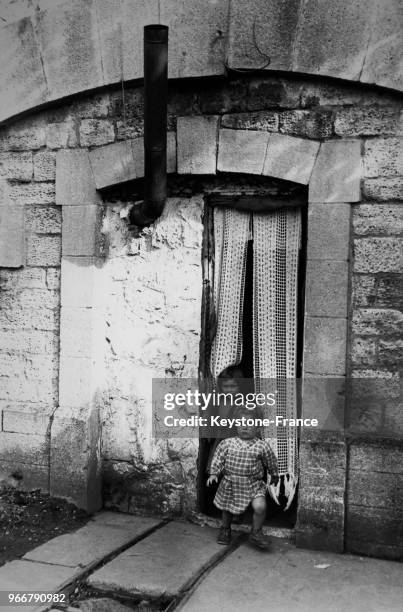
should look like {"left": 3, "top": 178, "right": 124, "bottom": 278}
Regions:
{"left": 198, "top": 201, "right": 307, "bottom": 529}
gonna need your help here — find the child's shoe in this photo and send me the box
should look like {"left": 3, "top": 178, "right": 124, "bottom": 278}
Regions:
{"left": 217, "top": 526, "right": 231, "bottom": 545}
{"left": 249, "top": 529, "right": 270, "bottom": 550}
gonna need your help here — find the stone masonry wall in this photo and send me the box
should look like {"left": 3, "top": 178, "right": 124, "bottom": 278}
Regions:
{"left": 0, "top": 74, "right": 402, "bottom": 556}
{"left": 100, "top": 197, "right": 202, "bottom": 515}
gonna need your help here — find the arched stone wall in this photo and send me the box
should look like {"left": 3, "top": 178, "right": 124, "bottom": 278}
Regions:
{"left": 0, "top": 0, "right": 401, "bottom": 124}
{"left": 0, "top": 73, "right": 401, "bottom": 558}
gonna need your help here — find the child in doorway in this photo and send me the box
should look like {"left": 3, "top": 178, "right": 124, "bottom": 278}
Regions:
{"left": 207, "top": 411, "right": 278, "bottom": 549}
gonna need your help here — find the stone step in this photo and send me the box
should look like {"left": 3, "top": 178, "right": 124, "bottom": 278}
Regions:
{"left": 189, "top": 513, "right": 296, "bottom": 542}
{"left": 87, "top": 521, "right": 230, "bottom": 599}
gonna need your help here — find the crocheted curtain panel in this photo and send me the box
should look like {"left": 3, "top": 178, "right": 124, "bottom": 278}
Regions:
{"left": 210, "top": 206, "right": 301, "bottom": 509}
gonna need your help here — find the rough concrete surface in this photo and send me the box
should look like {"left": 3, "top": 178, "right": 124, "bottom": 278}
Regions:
{"left": 179, "top": 538, "right": 403, "bottom": 612}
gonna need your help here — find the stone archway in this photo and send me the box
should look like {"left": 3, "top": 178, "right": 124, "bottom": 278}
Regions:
{"left": 54, "top": 122, "right": 361, "bottom": 550}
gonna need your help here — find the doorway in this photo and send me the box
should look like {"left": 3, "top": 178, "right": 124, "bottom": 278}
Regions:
{"left": 198, "top": 196, "right": 307, "bottom": 528}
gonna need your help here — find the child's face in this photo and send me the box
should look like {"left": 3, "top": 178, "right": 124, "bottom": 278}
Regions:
{"left": 219, "top": 378, "right": 240, "bottom": 394}
{"left": 237, "top": 423, "right": 257, "bottom": 440}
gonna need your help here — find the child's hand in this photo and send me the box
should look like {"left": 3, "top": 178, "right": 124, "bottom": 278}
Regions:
{"left": 207, "top": 475, "right": 218, "bottom": 487}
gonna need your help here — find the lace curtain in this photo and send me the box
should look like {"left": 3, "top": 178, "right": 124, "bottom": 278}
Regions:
{"left": 210, "top": 206, "right": 301, "bottom": 509}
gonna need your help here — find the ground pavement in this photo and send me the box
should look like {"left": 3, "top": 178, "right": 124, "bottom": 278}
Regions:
{"left": 0, "top": 512, "right": 401, "bottom": 612}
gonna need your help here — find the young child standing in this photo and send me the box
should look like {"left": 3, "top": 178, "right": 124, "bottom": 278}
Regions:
{"left": 207, "top": 414, "right": 278, "bottom": 550}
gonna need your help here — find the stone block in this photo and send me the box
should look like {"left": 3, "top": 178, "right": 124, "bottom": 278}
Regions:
{"left": 58, "top": 357, "right": 97, "bottom": 409}
{"left": 363, "top": 138, "right": 402, "bottom": 178}
{"left": 248, "top": 78, "right": 301, "bottom": 110}
{"left": 227, "top": 0, "right": 300, "bottom": 71}
{"left": 60, "top": 256, "right": 104, "bottom": 308}
{"left": 334, "top": 107, "right": 401, "bottom": 137}
{"left": 378, "top": 339, "right": 403, "bottom": 368}
{"left": 307, "top": 203, "right": 350, "bottom": 261}
{"left": 46, "top": 121, "right": 78, "bottom": 149}
{"left": 0, "top": 431, "right": 48, "bottom": 465}
{"left": 0, "top": 120, "right": 46, "bottom": 151}
{"left": 72, "top": 93, "right": 110, "bottom": 119}
{"left": 279, "top": 109, "right": 333, "bottom": 139}
{"left": 354, "top": 238, "right": 403, "bottom": 273}
{"left": 131, "top": 137, "right": 145, "bottom": 178}
{"left": 26, "top": 234, "right": 61, "bottom": 267}
{"left": 293, "top": 0, "right": 373, "bottom": 81}
{"left": 95, "top": 0, "right": 159, "bottom": 83}
{"left": 0, "top": 203, "right": 25, "bottom": 267}
{"left": 346, "top": 505, "right": 403, "bottom": 559}
{"left": 302, "top": 376, "right": 346, "bottom": 438}
{"left": 350, "top": 337, "right": 377, "bottom": 366}
{"left": 352, "top": 275, "right": 377, "bottom": 308}
{"left": 50, "top": 413, "right": 101, "bottom": 512}
{"left": 160, "top": 0, "right": 228, "bottom": 78}
{"left": 0, "top": 559, "right": 77, "bottom": 593}
{"left": 299, "top": 440, "right": 347, "bottom": 483}
{"left": 222, "top": 111, "right": 279, "bottom": 132}
{"left": 89, "top": 140, "right": 136, "bottom": 189}
{"left": 378, "top": 276, "right": 403, "bottom": 310}
{"left": 360, "top": 0, "right": 403, "bottom": 91}
{"left": 46, "top": 268, "right": 61, "bottom": 290}
{"left": 296, "top": 487, "right": 345, "bottom": 552}
{"left": 363, "top": 177, "right": 403, "bottom": 201}
{"left": 23, "top": 518, "right": 160, "bottom": 567}
{"left": 0, "top": 267, "right": 46, "bottom": 290}
{"left": 8, "top": 182, "right": 55, "bottom": 205}
{"left": 0, "top": 349, "right": 58, "bottom": 405}
{"left": 304, "top": 317, "right": 347, "bottom": 375}
{"left": 217, "top": 128, "right": 269, "bottom": 175}
{"left": 36, "top": 0, "right": 103, "bottom": 101}
{"left": 352, "top": 309, "right": 403, "bottom": 337}
{"left": 62, "top": 205, "right": 102, "bottom": 257}
{"left": 2, "top": 410, "right": 50, "bottom": 435}
{"left": 348, "top": 471, "right": 402, "bottom": 509}
{"left": 0, "top": 328, "right": 58, "bottom": 355}
{"left": 263, "top": 133, "right": 319, "bottom": 184}
{"left": 177, "top": 116, "right": 219, "bottom": 175}
{"left": 0, "top": 152, "right": 33, "bottom": 181}
{"left": 384, "top": 400, "right": 403, "bottom": 437}
{"left": 350, "top": 440, "right": 403, "bottom": 474}
{"left": 305, "top": 260, "right": 349, "bottom": 317}
{"left": 56, "top": 149, "right": 101, "bottom": 205}
{"left": 353, "top": 203, "right": 403, "bottom": 236}
{"left": 33, "top": 150, "right": 56, "bottom": 181}
{"left": 25, "top": 205, "right": 61, "bottom": 234}
{"left": 0, "top": 18, "right": 47, "bottom": 123}
{"left": 0, "top": 460, "right": 49, "bottom": 492}
{"left": 199, "top": 80, "right": 249, "bottom": 115}
{"left": 0, "top": 287, "right": 60, "bottom": 332}
{"left": 79, "top": 119, "right": 115, "bottom": 147}
{"left": 309, "top": 141, "right": 361, "bottom": 203}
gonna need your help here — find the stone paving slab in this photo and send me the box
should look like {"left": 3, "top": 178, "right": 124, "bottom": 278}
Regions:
{"left": 178, "top": 538, "right": 403, "bottom": 612}
{"left": 0, "top": 559, "right": 78, "bottom": 612}
{"left": 87, "top": 521, "right": 225, "bottom": 598}
{"left": 23, "top": 516, "right": 161, "bottom": 568}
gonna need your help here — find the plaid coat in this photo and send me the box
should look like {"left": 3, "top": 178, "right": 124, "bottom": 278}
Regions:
{"left": 209, "top": 436, "right": 278, "bottom": 514}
